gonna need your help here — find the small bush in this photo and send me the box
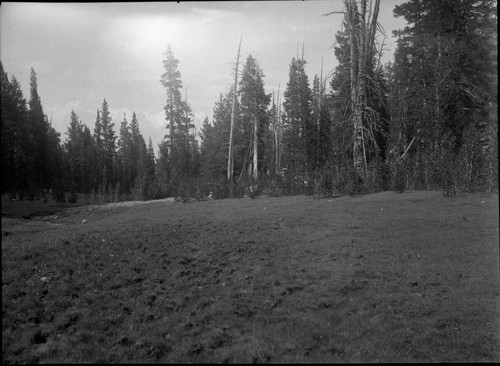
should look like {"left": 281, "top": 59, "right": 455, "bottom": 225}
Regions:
{"left": 365, "top": 157, "right": 390, "bottom": 193}
{"left": 439, "top": 134, "right": 459, "bottom": 197}
{"left": 392, "top": 160, "right": 407, "bottom": 193}
{"left": 67, "top": 191, "right": 78, "bottom": 204}
{"left": 247, "top": 185, "right": 260, "bottom": 199}
{"left": 52, "top": 188, "right": 65, "bottom": 203}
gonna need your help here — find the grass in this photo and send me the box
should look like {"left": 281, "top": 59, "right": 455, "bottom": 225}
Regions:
{"left": 2, "top": 191, "right": 499, "bottom": 363}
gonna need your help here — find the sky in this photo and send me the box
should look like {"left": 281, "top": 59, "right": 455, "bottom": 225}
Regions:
{"left": 0, "top": 1, "right": 407, "bottom": 154}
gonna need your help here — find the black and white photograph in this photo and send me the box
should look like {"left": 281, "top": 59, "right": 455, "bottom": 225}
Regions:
{"left": 1, "top": 0, "right": 498, "bottom": 363}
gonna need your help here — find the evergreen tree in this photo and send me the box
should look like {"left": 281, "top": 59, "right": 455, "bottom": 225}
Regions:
{"left": 80, "top": 124, "right": 97, "bottom": 193}
{"left": 199, "top": 115, "right": 220, "bottom": 183}
{"left": 0, "top": 63, "right": 30, "bottom": 194}
{"left": 160, "top": 44, "right": 184, "bottom": 148}
{"left": 46, "top": 117, "right": 65, "bottom": 199}
{"left": 199, "top": 93, "right": 234, "bottom": 189}
{"left": 390, "top": 0, "right": 497, "bottom": 191}
{"left": 159, "top": 45, "right": 197, "bottom": 197}
{"left": 312, "top": 74, "right": 332, "bottom": 171}
{"left": 327, "top": 0, "right": 384, "bottom": 180}
{"left": 282, "top": 57, "right": 314, "bottom": 188}
{"left": 239, "top": 55, "right": 271, "bottom": 183}
{"left": 28, "top": 68, "right": 50, "bottom": 191}
{"left": 266, "top": 94, "right": 282, "bottom": 176}
{"left": 65, "top": 110, "right": 83, "bottom": 192}
{"left": 117, "top": 114, "right": 133, "bottom": 194}
{"left": 129, "top": 112, "right": 142, "bottom": 188}
{"left": 156, "top": 140, "right": 171, "bottom": 196}
{"left": 100, "top": 99, "right": 116, "bottom": 191}
{"left": 93, "top": 109, "right": 103, "bottom": 189}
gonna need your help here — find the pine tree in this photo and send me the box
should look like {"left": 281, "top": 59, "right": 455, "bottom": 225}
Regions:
{"left": 327, "top": 0, "right": 384, "bottom": 178}
{"left": 80, "top": 124, "right": 97, "bottom": 193}
{"left": 239, "top": 55, "right": 271, "bottom": 183}
{"left": 101, "top": 99, "right": 116, "bottom": 191}
{"left": 160, "top": 44, "right": 184, "bottom": 148}
{"left": 1, "top": 63, "right": 30, "bottom": 195}
{"left": 200, "top": 93, "right": 233, "bottom": 188}
{"left": 117, "top": 114, "right": 133, "bottom": 194}
{"left": 46, "top": 117, "right": 65, "bottom": 200}
{"left": 199, "top": 115, "right": 222, "bottom": 183}
{"left": 228, "top": 36, "right": 243, "bottom": 193}
{"left": 159, "top": 45, "right": 197, "bottom": 197}
{"left": 93, "top": 109, "right": 103, "bottom": 189}
{"left": 282, "top": 57, "right": 314, "bottom": 188}
{"left": 156, "top": 139, "right": 171, "bottom": 197}
{"left": 65, "top": 110, "right": 83, "bottom": 192}
{"left": 129, "top": 112, "right": 142, "bottom": 187}
{"left": 312, "top": 74, "right": 332, "bottom": 170}
{"left": 391, "top": 0, "right": 497, "bottom": 191}
{"left": 267, "top": 94, "right": 281, "bottom": 176}
{"left": 28, "top": 68, "right": 50, "bottom": 192}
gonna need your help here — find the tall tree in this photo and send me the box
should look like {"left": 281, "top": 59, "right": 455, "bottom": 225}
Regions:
{"left": 117, "top": 114, "right": 133, "bottom": 194}
{"left": 390, "top": 0, "right": 497, "bottom": 191}
{"left": 46, "top": 116, "right": 65, "bottom": 197}
{"left": 28, "top": 68, "right": 50, "bottom": 190}
{"left": 80, "top": 124, "right": 97, "bottom": 193}
{"left": 156, "top": 139, "right": 171, "bottom": 197}
{"left": 160, "top": 44, "right": 184, "bottom": 149}
{"left": 239, "top": 55, "right": 271, "bottom": 183}
{"left": 159, "top": 45, "right": 197, "bottom": 196}
{"left": 312, "top": 74, "right": 332, "bottom": 170}
{"left": 65, "top": 110, "right": 83, "bottom": 192}
{"left": 1, "top": 63, "right": 30, "bottom": 194}
{"left": 129, "top": 112, "right": 142, "bottom": 188}
{"left": 327, "top": 0, "right": 383, "bottom": 175}
{"left": 201, "top": 93, "right": 232, "bottom": 184}
{"left": 95, "top": 99, "right": 116, "bottom": 192}
{"left": 282, "top": 57, "right": 314, "bottom": 185}
{"left": 93, "top": 109, "right": 103, "bottom": 188}
{"left": 227, "top": 36, "right": 243, "bottom": 193}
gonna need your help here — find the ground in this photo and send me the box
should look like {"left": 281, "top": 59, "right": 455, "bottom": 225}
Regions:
{"left": 2, "top": 191, "right": 499, "bottom": 363}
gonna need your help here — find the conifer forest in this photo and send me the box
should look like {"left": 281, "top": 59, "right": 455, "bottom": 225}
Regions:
{"left": 2, "top": 2, "right": 500, "bottom": 363}
{"left": 1, "top": 0, "right": 498, "bottom": 202}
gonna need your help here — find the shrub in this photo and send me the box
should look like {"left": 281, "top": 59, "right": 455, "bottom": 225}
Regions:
{"left": 247, "top": 185, "right": 260, "bottom": 199}
{"left": 331, "top": 162, "right": 364, "bottom": 196}
{"left": 439, "top": 134, "right": 458, "bottom": 197}
{"left": 391, "top": 160, "right": 407, "bottom": 193}
{"left": 67, "top": 191, "right": 78, "bottom": 204}
{"left": 52, "top": 187, "right": 65, "bottom": 203}
{"left": 365, "top": 157, "right": 390, "bottom": 192}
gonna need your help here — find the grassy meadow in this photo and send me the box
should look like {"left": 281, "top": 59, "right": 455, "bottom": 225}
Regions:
{"left": 2, "top": 191, "right": 499, "bottom": 363}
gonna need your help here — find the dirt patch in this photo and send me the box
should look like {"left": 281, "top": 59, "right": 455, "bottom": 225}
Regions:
{"left": 2, "top": 191, "right": 499, "bottom": 362}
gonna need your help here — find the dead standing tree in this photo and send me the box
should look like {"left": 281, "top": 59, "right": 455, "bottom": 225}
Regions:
{"left": 326, "top": 0, "right": 382, "bottom": 177}
{"left": 227, "top": 36, "right": 243, "bottom": 197}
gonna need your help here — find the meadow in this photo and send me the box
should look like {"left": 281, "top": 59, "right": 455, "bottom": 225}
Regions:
{"left": 2, "top": 191, "right": 499, "bottom": 363}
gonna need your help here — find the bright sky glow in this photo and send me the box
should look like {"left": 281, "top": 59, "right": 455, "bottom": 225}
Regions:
{"left": 0, "top": 1, "right": 406, "bottom": 153}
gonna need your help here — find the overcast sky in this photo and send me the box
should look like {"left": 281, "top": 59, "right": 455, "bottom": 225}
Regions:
{"left": 0, "top": 1, "right": 406, "bottom": 153}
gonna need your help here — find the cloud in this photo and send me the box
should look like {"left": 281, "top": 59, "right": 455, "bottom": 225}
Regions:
{"left": 143, "top": 110, "right": 166, "bottom": 130}
{"left": 190, "top": 7, "right": 241, "bottom": 23}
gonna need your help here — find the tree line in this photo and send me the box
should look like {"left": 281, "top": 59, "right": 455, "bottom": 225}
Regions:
{"left": 1, "top": 0, "right": 497, "bottom": 203}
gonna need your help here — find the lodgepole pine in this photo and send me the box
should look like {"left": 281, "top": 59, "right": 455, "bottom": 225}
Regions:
{"left": 227, "top": 35, "right": 242, "bottom": 195}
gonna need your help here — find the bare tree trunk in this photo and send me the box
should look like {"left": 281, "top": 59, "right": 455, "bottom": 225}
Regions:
{"left": 345, "top": 0, "right": 380, "bottom": 176}
{"left": 253, "top": 113, "right": 258, "bottom": 182}
{"left": 359, "top": 0, "right": 368, "bottom": 174}
{"left": 345, "top": 0, "right": 363, "bottom": 174}
{"left": 169, "top": 88, "right": 174, "bottom": 149}
{"left": 276, "top": 84, "right": 281, "bottom": 174}
{"left": 228, "top": 36, "right": 242, "bottom": 195}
